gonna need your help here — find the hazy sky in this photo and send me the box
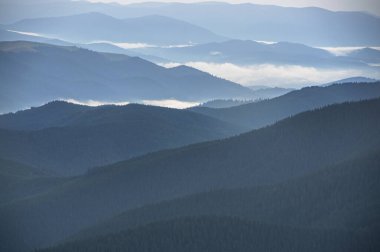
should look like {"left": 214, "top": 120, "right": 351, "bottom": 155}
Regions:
{"left": 87, "top": 0, "right": 380, "bottom": 15}
{"left": 1, "top": 0, "right": 379, "bottom": 15}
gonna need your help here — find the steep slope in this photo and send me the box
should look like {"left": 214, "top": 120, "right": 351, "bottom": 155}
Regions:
{"left": 0, "top": 101, "right": 242, "bottom": 175}
{"left": 1, "top": 99, "right": 379, "bottom": 251}
{"left": 0, "top": 41, "right": 253, "bottom": 113}
{"left": 74, "top": 150, "right": 380, "bottom": 240}
{"left": 7, "top": 12, "right": 225, "bottom": 45}
{"left": 40, "top": 217, "right": 378, "bottom": 252}
{"left": 191, "top": 82, "right": 380, "bottom": 129}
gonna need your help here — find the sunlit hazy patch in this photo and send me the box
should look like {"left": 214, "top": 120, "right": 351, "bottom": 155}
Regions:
{"left": 142, "top": 99, "right": 200, "bottom": 109}
{"left": 320, "top": 46, "right": 380, "bottom": 56}
{"left": 7, "top": 30, "right": 45, "bottom": 37}
{"left": 255, "top": 40, "right": 277, "bottom": 44}
{"left": 64, "top": 99, "right": 130, "bottom": 107}
{"left": 161, "top": 44, "right": 195, "bottom": 48}
{"left": 63, "top": 99, "right": 199, "bottom": 109}
{"left": 114, "top": 42, "right": 155, "bottom": 49}
{"left": 160, "top": 62, "right": 380, "bottom": 88}
{"left": 210, "top": 51, "right": 222, "bottom": 56}
{"left": 88, "top": 40, "right": 155, "bottom": 49}
{"left": 88, "top": 41, "right": 195, "bottom": 49}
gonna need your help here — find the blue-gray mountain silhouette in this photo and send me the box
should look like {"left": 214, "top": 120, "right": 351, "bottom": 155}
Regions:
{"left": 2, "top": 2, "right": 380, "bottom": 46}
{"left": 40, "top": 216, "right": 378, "bottom": 252}
{"left": 0, "top": 41, "right": 253, "bottom": 113}
{"left": 6, "top": 12, "right": 225, "bottom": 45}
{"left": 66, "top": 151, "right": 380, "bottom": 251}
{"left": 0, "top": 29, "right": 168, "bottom": 63}
{"left": 0, "top": 101, "right": 242, "bottom": 175}
{"left": 191, "top": 82, "right": 380, "bottom": 129}
{"left": 1, "top": 98, "right": 379, "bottom": 252}
{"left": 347, "top": 47, "right": 380, "bottom": 64}
{"left": 137, "top": 39, "right": 374, "bottom": 68}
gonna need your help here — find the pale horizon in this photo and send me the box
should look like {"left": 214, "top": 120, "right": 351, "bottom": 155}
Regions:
{"left": 85, "top": 0, "right": 380, "bottom": 15}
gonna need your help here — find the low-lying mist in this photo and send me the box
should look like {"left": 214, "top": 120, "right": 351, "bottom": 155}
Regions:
{"left": 161, "top": 62, "right": 380, "bottom": 88}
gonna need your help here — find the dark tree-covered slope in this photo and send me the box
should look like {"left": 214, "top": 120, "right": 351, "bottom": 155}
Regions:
{"left": 0, "top": 158, "right": 66, "bottom": 205}
{"left": 0, "top": 101, "right": 242, "bottom": 175}
{"left": 0, "top": 101, "right": 92, "bottom": 131}
{"left": 1, "top": 99, "right": 379, "bottom": 251}
{"left": 74, "top": 150, "right": 380, "bottom": 240}
{"left": 40, "top": 217, "right": 379, "bottom": 252}
{"left": 191, "top": 82, "right": 380, "bottom": 129}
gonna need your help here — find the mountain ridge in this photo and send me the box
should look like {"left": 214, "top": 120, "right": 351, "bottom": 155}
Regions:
{"left": 1, "top": 98, "right": 379, "bottom": 251}
{"left": 0, "top": 41, "right": 253, "bottom": 113}
{"left": 0, "top": 101, "right": 243, "bottom": 175}
{"left": 7, "top": 12, "right": 226, "bottom": 45}
{"left": 190, "top": 82, "right": 380, "bottom": 129}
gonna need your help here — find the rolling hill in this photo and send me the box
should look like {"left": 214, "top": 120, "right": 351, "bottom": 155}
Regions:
{"left": 2, "top": 2, "right": 379, "bottom": 252}
{"left": 1, "top": 98, "right": 379, "bottom": 252}
{"left": 39, "top": 217, "right": 379, "bottom": 252}
{"left": 191, "top": 82, "right": 380, "bottom": 129}
{"left": 112, "top": 2, "right": 380, "bottom": 47}
{"left": 73, "top": 150, "right": 380, "bottom": 241}
{"left": 2, "top": 2, "right": 380, "bottom": 46}
{"left": 0, "top": 101, "right": 242, "bottom": 175}
{"left": 196, "top": 87, "right": 294, "bottom": 109}
{"left": 136, "top": 40, "right": 372, "bottom": 68}
{"left": 0, "top": 28, "right": 168, "bottom": 63}
{"left": 6, "top": 12, "right": 225, "bottom": 45}
{"left": 347, "top": 48, "right": 380, "bottom": 64}
{"left": 0, "top": 41, "right": 253, "bottom": 113}
{"left": 0, "top": 158, "right": 66, "bottom": 205}
{"left": 326, "top": 76, "right": 379, "bottom": 85}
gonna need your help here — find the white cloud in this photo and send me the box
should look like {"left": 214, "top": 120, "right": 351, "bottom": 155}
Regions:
{"left": 64, "top": 99, "right": 130, "bottom": 107}
{"left": 7, "top": 29, "right": 44, "bottom": 37}
{"left": 254, "top": 40, "right": 277, "bottom": 45}
{"left": 319, "top": 46, "right": 380, "bottom": 56}
{"left": 88, "top": 40, "right": 195, "bottom": 49}
{"left": 209, "top": 51, "right": 222, "bottom": 56}
{"left": 63, "top": 98, "right": 199, "bottom": 109}
{"left": 88, "top": 40, "right": 155, "bottom": 49}
{"left": 161, "top": 44, "right": 195, "bottom": 48}
{"left": 160, "top": 62, "right": 380, "bottom": 87}
{"left": 142, "top": 99, "right": 199, "bottom": 109}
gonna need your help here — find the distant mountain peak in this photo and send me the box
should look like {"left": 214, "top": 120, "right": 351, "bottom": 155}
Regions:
{"left": 329, "top": 76, "right": 378, "bottom": 85}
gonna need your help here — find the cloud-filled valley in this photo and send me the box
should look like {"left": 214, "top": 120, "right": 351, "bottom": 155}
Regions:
{"left": 2, "top": 7, "right": 379, "bottom": 91}
{"left": 161, "top": 62, "right": 379, "bottom": 87}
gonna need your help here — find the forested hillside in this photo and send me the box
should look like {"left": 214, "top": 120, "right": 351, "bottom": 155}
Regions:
{"left": 0, "top": 101, "right": 242, "bottom": 175}
{"left": 40, "top": 217, "right": 379, "bottom": 252}
{"left": 1, "top": 99, "right": 379, "bottom": 252}
{"left": 191, "top": 82, "right": 380, "bottom": 129}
